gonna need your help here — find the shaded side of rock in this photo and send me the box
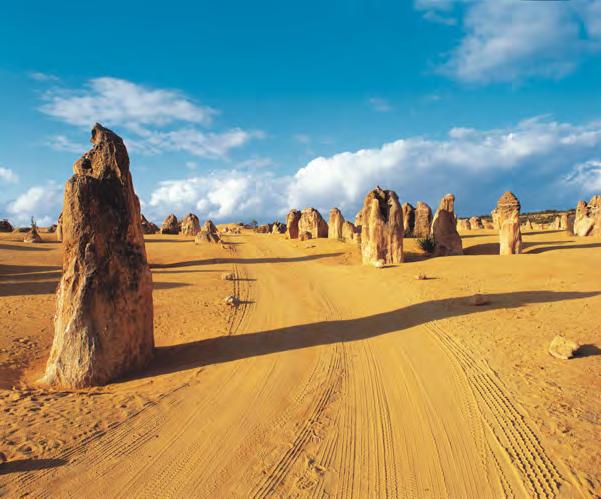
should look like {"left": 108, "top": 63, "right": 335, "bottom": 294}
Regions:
{"left": 0, "top": 219, "right": 13, "bottom": 232}
{"left": 431, "top": 194, "right": 463, "bottom": 256}
{"left": 413, "top": 201, "right": 432, "bottom": 239}
{"left": 140, "top": 214, "right": 159, "bottom": 234}
{"left": 401, "top": 203, "right": 415, "bottom": 237}
{"left": 160, "top": 213, "right": 179, "bottom": 234}
{"left": 286, "top": 209, "right": 301, "bottom": 239}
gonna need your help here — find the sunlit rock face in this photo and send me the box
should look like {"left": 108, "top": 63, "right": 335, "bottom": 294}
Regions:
{"left": 43, "top": 124, "right": 154, "bottom": 388}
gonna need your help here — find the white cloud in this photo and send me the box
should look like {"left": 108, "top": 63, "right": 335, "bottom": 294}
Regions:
{"left": 368, "top": 97, "right": 392, "bottom": 113}
{"left": 236, "top": 157, "right": 274, "bottom": 169}
{"left": 148, "top": 170, "right": 288, "bottom": 222}
{"left": 419, "top": 0, "right": 601, "bottom": 83}
{"left": 146, "top": 115, "right": 601, "bottom": 222}
{"left": 565, "top": 160, "right": 601, "bottom": 193}
{"left": 28, "top": 71, "right": 60, "bottom": 82}
{"left": 40, "top": 77, "right": 216, "bottom": 128}
{"left": 38, "top": 78, "right": 261, "bottom": 160}
{"left": 137, "top": 127, "right": 263, "bottom": 159}
{"left": 45, "top": 135, "right": 86, "bottom": 153}
{"left": 6, "top": 182, "right": 63, "bottom": 227}
{"left": 0, "top": 166, "right": 19, "bottom": 183}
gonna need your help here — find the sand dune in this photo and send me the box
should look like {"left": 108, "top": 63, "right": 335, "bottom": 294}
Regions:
{"left": 0, "top": 229, "right": 600, "bottom": 497}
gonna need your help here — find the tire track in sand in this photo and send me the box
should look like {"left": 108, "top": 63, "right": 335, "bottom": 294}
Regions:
{"left": 426, "top": 319, "right": 565, "bottom": 497}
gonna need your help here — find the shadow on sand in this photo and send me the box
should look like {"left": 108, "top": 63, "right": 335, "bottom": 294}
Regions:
{"left": 0, "top": 458, "right": 66, "bottom": 475}
{"left": 150, "top": 253, "right": 343, "bottom": 270}
{"left": 464, "top": 240, "right": 600, "bottom": 255}
{"left": 0, "top": 243, "right": 51, "bottom": 252}
{"left": 131, "top": 290, "right": 599, "bottom": 380}
{"left": 576, "top": 344, "right": 601, "bottom": 358}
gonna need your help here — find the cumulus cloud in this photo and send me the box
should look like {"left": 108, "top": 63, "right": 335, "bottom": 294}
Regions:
{"left": 145, "top": 115, "right": 601, "bottom": 222}
{"left": 5, "top": 182, "right": 63, "bottom": 227}
{"left": 0, "top": 166, "right": 19, "bottom": 183}
{"left": 419, "top": 0, "right": 601, "bottom": 83}
{"left": 148, "top": 170, "right": 289, "bottom": 222}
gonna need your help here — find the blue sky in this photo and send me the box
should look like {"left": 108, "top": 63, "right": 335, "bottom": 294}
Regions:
{"left": 1, "top": 0, "right": 601, "bottom": 225}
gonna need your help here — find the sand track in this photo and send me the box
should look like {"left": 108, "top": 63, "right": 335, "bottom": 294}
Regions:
{"left": 1, "top": 231, "right": 596, "bottom": 497}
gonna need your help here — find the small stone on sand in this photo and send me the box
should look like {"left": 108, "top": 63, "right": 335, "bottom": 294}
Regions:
{"left": 548, "top": 335, "right": 580, "bottom": 360}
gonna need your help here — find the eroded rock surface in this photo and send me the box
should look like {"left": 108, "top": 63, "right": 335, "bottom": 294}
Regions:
{"left": 359, "top": 187, "right": 403, "bottom": 265}
{"left": 160, "top": 214, "right": 179, "bottom": 234}
{"left": 180, "top": 213, "right": 200, "bottom": 236}
{"left": 413, "top": 201, "right": 432, "bottom": 239}
{"left": 496, "top": 191, "right": 522, "bottom": 255}
{"left": 43, "top": 124, "right": 154, "bottom": 388}
{"left": 402, "top": 203, "right": 415, "bottom": 237}
{"left": 286, "top": 209, "right": 301, "bottom": 239}
{"left": 140, "top": 214, "right": 159, "bottom": 234}
{"left": 431, "top": 194, "right": 463, "bottom": 256}
{"left": 0, "top": 219, "right": 13, "bottom": 232}
{"left": 328, "top": 208, "right": 344, "bottom": 239}
{"left": 299, "top": 208, "right": 328, "bottom": 238}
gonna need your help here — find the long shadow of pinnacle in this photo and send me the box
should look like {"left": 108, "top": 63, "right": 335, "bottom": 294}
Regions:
{"left": 130, "top": 290, "right": 599, "bottom": 381}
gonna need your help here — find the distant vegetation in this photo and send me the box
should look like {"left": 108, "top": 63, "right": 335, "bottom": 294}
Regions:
{"left": 417, "top": 235, "right": 437, "bottom": 255}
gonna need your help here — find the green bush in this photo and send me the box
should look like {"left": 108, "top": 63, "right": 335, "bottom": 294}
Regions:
{"left": 417, "top": 235, "right": 437, "bottom": 255}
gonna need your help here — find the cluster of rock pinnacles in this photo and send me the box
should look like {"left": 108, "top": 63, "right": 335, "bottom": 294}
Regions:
{"left": 42, "top": 124, "right": 598, "bottom": 387}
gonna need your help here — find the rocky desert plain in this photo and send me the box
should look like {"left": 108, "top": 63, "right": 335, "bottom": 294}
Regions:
{"left": 0, "top": 124, "right": 600, "bottom": 499}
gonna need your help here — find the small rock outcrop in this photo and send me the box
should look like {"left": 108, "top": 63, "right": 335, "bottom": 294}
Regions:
{"left": 255, "top": 224, "right": 271, "bottom": 234}
{"left": 180, "top": 213, "right": 200, "bottom": 236}
{"left": 491, "top": 209, "right": 500, "bottom": 230}
{"left": 413, "top": 201, "right": 432, "bottom": 239}
{"left": 482, "top": 219, "right": 495, "bottom": 230}
{"left": 24, "top": 227, "right": 42, "bottom": 243}
{"left": 342, "top": 221, "right": 357, "bottom": 241}
{"left": 328, "top": 208, "right": 344, "bottom": 239}
{"left": 359, "top": 187, "right": 403, "bottom": 265}
{"left": 286, "top": 209, "right": 301, "bottom": 239}
{"left": 469, "top": 216, "right": 483, "bottom": 230}
{"left": 56, "top": 213, "right": 63, "bottom": 241}
{"left": 548, "top": 335, "right": 580, "bottom": 360}
{"left": 496, "top": 192, "right": 522, "bottom": 255}
{"left": 431, "top": 194, "right": 463, "bottom": 256}
{"left": 195, "top": 230, "right": 221, "bottom": 244}
{"left": 299, "top": 208, "right": 328, "bottom": 238}
{"left": 204, "top": 219, "right": 218, "bottom": 234}
{"left": 401, "top": 203, "right": 415, "bottom": 237}
{"left": 42, "top": 124, "right": 154, "bottom": 388}
{"left": 160, "top": 214, "right": 179, "bottom": 234}
{"left": 573, "top": 196, "right": 601, "bottom": 236}
{"left": 299, "top": 231, "right": 312, "bottom": 241}
{"left": 271, "top": 221, "right": 286, "bottom": 234}
{"left": 456, "top": 218, "right": 471, "bottom": 232}
{"left": 140, "top": 214, "right": 159, "bottom": 234}
{"left": 0, "top": 219, "right": 13, "bottom": 232}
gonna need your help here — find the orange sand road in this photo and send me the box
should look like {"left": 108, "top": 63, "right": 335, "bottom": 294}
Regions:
{"left": 1, "top": 229, "right": 600, "bottom": 497}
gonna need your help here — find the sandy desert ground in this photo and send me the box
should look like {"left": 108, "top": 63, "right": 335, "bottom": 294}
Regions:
{"left": 0, "top": 228, "right": 600, "bottom": 497}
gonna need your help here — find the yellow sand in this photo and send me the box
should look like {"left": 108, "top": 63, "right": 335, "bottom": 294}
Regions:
{"left": 0, "top": 228, "right": 600, "bottom": 497}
